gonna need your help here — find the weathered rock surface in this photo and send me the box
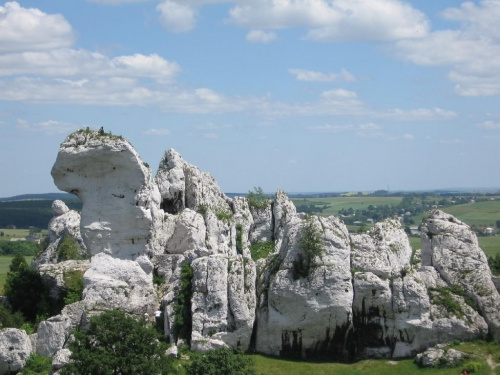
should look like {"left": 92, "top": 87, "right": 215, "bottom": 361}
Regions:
{"left": 52, "top": 348, "right": 72, "bottom": 370}
{"left": 0, "top": 329, "right": 32, "bottom": 375}
{"left": 415, "top": 345, "right": 468, "bottom": 367}
{"left": 421, "top": 210, "right": 500, "bottom": 340}
{"left": 41, "top": 131, "right": 500, "bottom": 364}
{"left": 37, "top": 260, "right": 89, "bottom": 301}
{"left": 34, "top": 200, "right": 87, "bottom": 266}
{"left": 51, "top": 130, "right": 161, "bottom": 316}
{"left": 36, "top": 315, "right": 72, "bottom": 357}
{"left": 256, "top": 214, "right": 354, "bottom": 359}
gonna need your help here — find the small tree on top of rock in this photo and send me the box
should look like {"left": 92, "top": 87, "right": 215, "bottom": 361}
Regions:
{"left": 293, "top": 215, "right": 324, "bottom": 280}
{"left": 247, "top": 186, "right": 269, "bottom": 209}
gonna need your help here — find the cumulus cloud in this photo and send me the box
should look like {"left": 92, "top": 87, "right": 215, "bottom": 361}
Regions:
{"left": 477, "top": 120, "right": 500, "bottom": 130}
{"left": 143, "top": 128, "right": 171, "bottom": 136}
{"left": 289, "top": 68, "right": 356, "bottom": 82}
{"left": 0, "top": 50, "right": 180, "bottom": 79}
{"left": 16, "top": 119, "right": 80, "bottom": 134}
{"left": 0, "top": 2, "right": 74, "bottom": 52}
{"left": 156, "top": 1, "right": 196, "bottom": 33}
{"left": 246, "top": 30, "right": 277, "bottom": 43}
{"left": 88, "top": 0, "right": 149, "bottom": 4}
{"left": 394, "top": 1, "right": 500, "bottom": 96}
{"left": 229, "top": 0, "right": 429, "bottom": 42}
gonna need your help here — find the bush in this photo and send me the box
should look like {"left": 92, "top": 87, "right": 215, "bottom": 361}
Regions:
{"left": 236, "top": 224, "right": 243, "bottom": 255}
{"left": 462, "top": 361, "right": 482, "bottom": 373}
{"left": 0, "top": 304, "right": 25, "bottom": 330}
{"left": 62, "top": 310, "right": 174, "bottom": 375}
{"left": 292, "top": 215, "right": 324, "bottom": 279}
{"left": 250, "top": 241, "right": 274, "bottom": 261}
{"left": 173, "top": 262, "right": 194, "bottom": 343}
{"left": 57, "top": 235, "right": 86, "bottom": 262}
{"left": 247, "top": 187, "right": 268, "bottom": 210}
{"left": 4, "top": 255, "right": 51, "bottom": 322}
{"left": 186, "top": 348, "right": 257, "bottom": 375}
{"left": 19, "top": 354, "right": 52, "bottom": 375}
{"left": 488, "top": 254, "right": 500, "bottom": 276}
{"left": 63, "top": 270, "right": 85, "bottom": 305}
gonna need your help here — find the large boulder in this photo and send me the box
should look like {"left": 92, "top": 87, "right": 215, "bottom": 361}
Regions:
{"left": 421, "top": 210, "right": 500, "bottom": 340}
{"left": 51, "top": 129, "right": 161, "bottom": 316}
{"left": 34, "top": 200, "right": 87, "bottom": 266}
{"left": 0, "top": 329, "right": 32, "bottom": 374}
{"left": 256, "top": 213, "right": 354, "bottom": 360}
{"left": 36, "top": 315, "right": 72, "bottom": 357}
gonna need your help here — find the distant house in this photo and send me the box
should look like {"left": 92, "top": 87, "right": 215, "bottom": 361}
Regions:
{"left": 353, "top": 221, "right": 363, "bottom": 226}
{"left": 25, "top": 234, "right": 41, "bottom": 244}
{"left": 9, "top": 238, "right": 26, "bottom": 242}
{"left": 410, "top": 227, "right": 420, "bottom": 236}
{"left": 366, "top": 218, "right": 374, "bottom": 224}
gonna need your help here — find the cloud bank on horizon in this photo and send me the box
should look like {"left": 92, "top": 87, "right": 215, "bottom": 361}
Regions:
{"left": 0, "top": 0, "right": 499, "bottom": 197}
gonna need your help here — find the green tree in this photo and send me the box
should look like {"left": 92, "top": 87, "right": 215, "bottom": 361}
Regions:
{"left": 62, "top": 310, "right": 174, "bottom": 375}
{"left": 186, "top": 348, "right": 257, "bottom": 375}
{"left": 247, "top": 187, "right": 269, "bottom": 209}
{"left": 19, "top": 354, "right": 52, "bottom": 375}
{"left": 4, "top": 255, "right": 51, "bottom": 322}
{"left": 57, "top": 235, "right": 86, "bottom": 262}
{"left": 292, "top": 215, "right": 324, "bottom": 279}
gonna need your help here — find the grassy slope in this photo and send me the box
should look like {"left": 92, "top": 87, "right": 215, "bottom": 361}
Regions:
{"left": 442, "top": 201, "right": 500, "bottom": 228}
{"left": 251, "top": 340, "right": 500, "bottom": 375}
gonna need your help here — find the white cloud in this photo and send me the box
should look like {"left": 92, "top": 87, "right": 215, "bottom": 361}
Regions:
{"left": 308, "top": 124, "right": 354, "bottom": 132}
{"left": 246, "top": 30, "right": 277, "bottom": 43}
{"left": 0, "top": 50, "right": 180, "bottom": 80}
{"left": 394, "top": 1, "right": 500, "bottom": 96}
{"left": 88, "top": 0, "right": 149, "bottom": 4}
{"left": 477, "top": 120, "right": 500, "bottom": 130}
{"left": 157, "top": 1, "right": 196, "bottom": 33}
{"left": 143, "top": 128, "right": 171, "bottom": 136}
{"left": 229, "top": 0, "right": 429, "bottom": 42}
{"left": 0, "top": 2, "right": 74, "bottom": 52}
{"left": 16, "top": 119, "right": 80, "bottom": 134}
{"left": 289, "top": 68, "right": 356, "bottom": 82}
{"left": 403, "top": 133, "right": 414, "bottom": 140}
{"left": 204, "top": 133, "right": 219, "bottom": 139}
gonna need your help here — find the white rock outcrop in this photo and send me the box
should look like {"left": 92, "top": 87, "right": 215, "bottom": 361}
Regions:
{"left": 35, "top": 200, "right": 87, "bottom": 265}
{"left": 0, "top": 329, "right": 32, "bottom": 375}
{"left": 51, "top": 130, "right": 161, "bottom": 316}
{"left": 421, "top": 210, "right": 500, "bottom": 340}
{"left": 41, "top": 130, "right": 500, "bottom": 364}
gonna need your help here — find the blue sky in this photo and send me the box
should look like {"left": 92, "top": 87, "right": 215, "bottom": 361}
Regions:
{"left": 0, "top": 0, "right": 499, "bottom": 197}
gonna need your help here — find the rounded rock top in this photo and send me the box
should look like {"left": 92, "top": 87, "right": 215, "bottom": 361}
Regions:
{"left": 52, "top": 200, "right": 69, "bottom": 216}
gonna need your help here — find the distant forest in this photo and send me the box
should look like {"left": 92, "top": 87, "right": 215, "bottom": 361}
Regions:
{"left": 0, "top": 194, "right": 82, "bottom": 229}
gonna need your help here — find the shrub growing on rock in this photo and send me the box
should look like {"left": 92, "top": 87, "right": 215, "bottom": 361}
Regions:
{"left": 247, "top": 187, "right": 268, "bottom": 209}
{"left": 62, "top": 310, "right": 174, "bottom": 375}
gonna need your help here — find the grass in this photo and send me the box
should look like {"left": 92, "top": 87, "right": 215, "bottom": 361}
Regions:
{"left": 409, "top": 236, "right": 421, "bottom": 252}
{"left": 0, "top": 229, "right": 30, "bottom": 241}
{"left": 478, "top": 237, "right": 500, "bottom": 258}
{"left": 0, "top": 255, "right": 34, "bottom": 294}
{"left": 442, "top": 201, "right": 500, "bottom": 228}
{"left": 250, "top": 340, "right": 500, "bottom": 375}
{"left": 291, "top": 197, "right": 402, "bottom": 217}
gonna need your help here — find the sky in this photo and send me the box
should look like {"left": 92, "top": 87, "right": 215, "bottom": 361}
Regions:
{"left": 0, "top": 0, "right": 499, "bottom": 197}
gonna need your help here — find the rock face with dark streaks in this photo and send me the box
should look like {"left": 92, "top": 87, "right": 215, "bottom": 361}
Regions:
{"left": 10, "top": 130, "right": 499, "bottom": 375}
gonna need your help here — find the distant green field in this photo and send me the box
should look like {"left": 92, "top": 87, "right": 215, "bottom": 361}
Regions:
{"left": 251, "top": 340, "right": 499, "bottom": 375}
{"left": 0, "top": 255, "right": 34, "bottom": 294}
{"left": 291, "top": 196, "right": 402, "bottom": 217}
{"left": 442, "top": 200, "right": 500, "bottom": 228}
{"left": 0, "top": 228, "right": 30, "bottom": 241}
{"left": 478, "top": 236, "right": 500, "bottom": 258}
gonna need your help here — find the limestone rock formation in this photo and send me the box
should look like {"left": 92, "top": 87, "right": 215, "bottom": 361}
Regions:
{"left": 256, "top": 213, "right": 354, "bottom": 359}
{"left": 51, "top": 129, "right": 160, "bottom": 316}
{"left": 36, "top": 315, "right": 72, "bottom": 357}
{"left": 34, "top": 200, "right": 87, "bottom": 265}
{"left": 37, "top": 260, "right": 89, "bottom": 301}
{"left": 421, "top": 210, "right": 500, "bottom": 340}
{"left": 0, "top": 329, "right": 32, "bottom": 374}
{"left": 17, "top": 129, "right": 498, "bottom": 373}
